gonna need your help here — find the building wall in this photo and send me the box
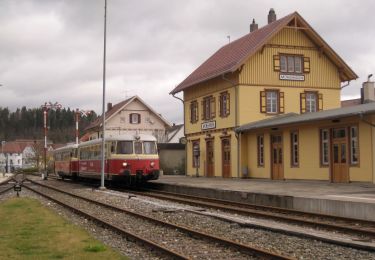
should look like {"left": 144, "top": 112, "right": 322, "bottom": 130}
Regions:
{"left": 241, "top": 117, "right": 374, "bottom": 183}
{"left": 240, "top": 28, "right": 341, "bottom": 89}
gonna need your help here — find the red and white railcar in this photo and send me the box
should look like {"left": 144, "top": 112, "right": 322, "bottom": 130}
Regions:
{"left": 54, "top": 134, "right": 160, "bottom": 184}
{"left": 53, "top": 144, "right": 79, "bottom": 179}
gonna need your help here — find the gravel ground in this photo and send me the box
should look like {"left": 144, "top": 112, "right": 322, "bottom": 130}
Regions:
{"left": 11, "top": 178, "right": 375, "bottom": 259}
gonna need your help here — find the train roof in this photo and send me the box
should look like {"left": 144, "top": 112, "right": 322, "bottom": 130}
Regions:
{"left": 53, "top": 143, "right": 78, "bottom": 152}
{"left": 79, "top": 134, "right": 157, "bottom": 147}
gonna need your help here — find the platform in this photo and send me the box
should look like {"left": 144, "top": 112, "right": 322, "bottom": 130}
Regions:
{"left": 149, "top": 176, "right": 375, "bottom": 221}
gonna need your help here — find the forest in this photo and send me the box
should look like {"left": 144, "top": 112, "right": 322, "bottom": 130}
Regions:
{"left": 0, "top": 106, "right": 97, "bottom": 144}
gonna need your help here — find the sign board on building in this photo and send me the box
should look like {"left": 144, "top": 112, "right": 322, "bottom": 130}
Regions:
{"left": 201, "top": 121, "right": 216, "bottom": 130}
{"left": 279, "top": 74, "right": 304, "bottom": 81}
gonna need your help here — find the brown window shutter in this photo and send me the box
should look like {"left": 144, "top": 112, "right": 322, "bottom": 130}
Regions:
{"left": 227, "top": 93, "right": 230, "bottom": 116}
{"left": 189, "top": 103, "right": 193, "bottom": 123}
{"left": 201, "top": 100, "right": 205, "bottom": 120}
{"left": 279, "top": 92, "right": 285, "bottom": 113}
{"left": 129, "top": 113, "right": 133, "bottom": 123}
{"left": 318, "top": 93, "right": 323, "bottom": 111}
{"left": 260, "top": 91, "right": 266, "bottom": 113}
{"left": 219, "top": 95, "right": 223, "bottom": 117}
{"left": 211, "top": 96, "right": 216, "bottom": 118}
{"left": 273, "top": 55, "right": 280, "bottom": 71}
{"left": 303, "top": 57, "right": 310, "bottom": 73}
{"left": 138, "top": 114, "right": 141, "bottom": 123}
{"left": 300, "top": 93, "right": 306, "bottom": 113}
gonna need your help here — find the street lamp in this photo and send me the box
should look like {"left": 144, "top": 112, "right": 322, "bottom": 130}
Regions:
{"left": 41, "top": 102, "right": 62, "bottom": 180}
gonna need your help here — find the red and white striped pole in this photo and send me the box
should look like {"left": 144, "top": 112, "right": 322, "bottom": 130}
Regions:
{"left": 43, "top": 103, "right": 48, "bottom": 180}
{"left": 75, "top": 109, "right": 80, "bottom": 145}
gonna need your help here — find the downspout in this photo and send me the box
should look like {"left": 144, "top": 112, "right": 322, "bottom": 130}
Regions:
{"left": 222, "top": 73, "right": 240, "bottom": 178}
{"left": 171, "top": 93, "right": 187, "bottom": 176}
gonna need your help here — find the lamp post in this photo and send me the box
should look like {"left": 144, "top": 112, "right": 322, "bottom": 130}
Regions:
{"left": 100, "top": 0, "right": 108, "bottom": 190}
{"left": 41, "top": 102, "right": 62, "bottom": 180}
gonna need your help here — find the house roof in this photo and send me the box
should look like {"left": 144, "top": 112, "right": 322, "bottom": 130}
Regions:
{"left": 170, "top": 11, "right": 357, "bottom": 95}
{"left": 167, "top": 124, "right": 184, "bottom": 143}
{"left": 236, "top": 102, "right": 375, "bottom": 133}
{"left": 1, "top": 141, "right": 34, "bottom": 154}
{"left": 85, "top": 95, "right": 171, "bottom": 131}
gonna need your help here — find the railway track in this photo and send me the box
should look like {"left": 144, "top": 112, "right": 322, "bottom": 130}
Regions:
{"left": 129, "top": 189, "right": 375, "bottom": 239}
{"left": 24, "top": 178, "right": 292, "bottom": 260}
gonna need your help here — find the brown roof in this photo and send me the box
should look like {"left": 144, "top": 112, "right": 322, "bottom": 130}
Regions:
{"left": 170, "top": 12, "right": 357, "bottom": 95}
{"left": 1, "top": 142, "right": 31, "bottom": 153}
{"left": 341, "top": 98, "right": 362, "bottom": 107}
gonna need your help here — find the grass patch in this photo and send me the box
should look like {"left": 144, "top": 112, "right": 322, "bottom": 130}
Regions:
{"left": 0, "top": 197, "right": 128, "bottom": 259}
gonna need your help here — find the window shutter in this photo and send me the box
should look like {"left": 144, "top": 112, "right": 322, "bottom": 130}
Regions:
{"left": 318, "top": 93, "right": 323, "bottom": 111}
{"left": 273, "top": 55, "right": 280, "bottom": 71}
{"left": 211, "top": 96, "right": 216, "bottom": 118}
{"left": 227, "top": 93, "right": 230, "bottom": 116}
{"left": 219, "top": 95, "right": 223, "bottom": 117}
{"left": 303, "top": 57, "right": 310, "bottom": 73}
{"left": 201, "top": 100, "right": 205, "bottom": 120}
{"left": 138, "top": 114, "right": 141, "bottom": 123}
{"left": 279, "top": 92, "right": 284, "bottom": 113}
{"left": 129, "top": 114, "right": 133, "bottom": 123}
{"left": 260, "top": 91, "right": 266, "bottom": 113}
{"left": 189, "top": 103, "right": 193, "bottom": 123}
{"left": 300, "top": 93, "right": 306, "bottom": 113}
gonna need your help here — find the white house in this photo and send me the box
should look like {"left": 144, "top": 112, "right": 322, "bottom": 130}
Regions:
{"left": 0, "top": 140, "right": 36, "bottom": 173}
{"left": 84, "top": 96, "right": 172, "bottom": 143}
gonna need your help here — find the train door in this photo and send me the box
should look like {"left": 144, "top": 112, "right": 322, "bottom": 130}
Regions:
{"left": 271, "top": 134, "right": 284, "bottom": 180}
{"left": 206, "top": 139, "right": 214, "bottom": 177}
{"left": 221, "top": 138, "right": 231, "bottom": 178}
{"left": 331, "top": 128, "right": 349, "bottom": 183}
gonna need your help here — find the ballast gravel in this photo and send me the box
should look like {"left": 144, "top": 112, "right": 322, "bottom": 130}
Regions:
{"left": 7, "top": 177, "right": 375, "bottom": 260}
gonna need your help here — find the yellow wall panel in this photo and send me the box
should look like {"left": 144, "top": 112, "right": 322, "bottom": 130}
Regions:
{"left": 240, "top": 28, "right": 341, "bottom": 89}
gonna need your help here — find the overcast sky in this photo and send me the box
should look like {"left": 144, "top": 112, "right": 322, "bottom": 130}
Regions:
{"left": 1, "top": 0, "right": 375, "bottom": 124}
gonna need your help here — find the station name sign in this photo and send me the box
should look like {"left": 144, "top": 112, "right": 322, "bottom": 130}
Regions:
{"left": 279, "top": 74, "right": 304, "bottom": 81}
{"left": 201, "top": 120, "right": 216, "bottom": 130}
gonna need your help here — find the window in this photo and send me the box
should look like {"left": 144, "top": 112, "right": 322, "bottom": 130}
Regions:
{"left": 260, "top": 90, "right": 284, "bottom": 114}
{"left": 190, "top": 101, "right": 198, "bottom": 123}
{"left": 202, "top": 96, "right": 216, "bottom": 120}
{"left": 143, "top": 141, "right": 157, "bottom": 154}
{"left": 290, "top": 131, "right": 299, "bottom": 167}
{"left": 257, "top": 135, "right": 264, "bottom": 167}
{"left": 192, "top": 141, "right": 200, "bottom": 167}
{"left": 350, "top": 126, "right": 359, "bottom": 165}
{"left": 117, "top": 141, "right": 133, "bottom": 154}
{"left": 134, "top": 141, "right": 142, "bottom": 154}
{"left": 320, "top": 129, "right": 329, "bottom": 166}
{"left": 219, "top": 92, "right": 230, "bottom": 117}
{"left": 274, "top": 54, "right": 310, "bottom": 73}
{"left": 130, "top": 113, "right": 141, "bottom": 124}
{"left": 300, "top": 91, "right": 323, "bottom": 113}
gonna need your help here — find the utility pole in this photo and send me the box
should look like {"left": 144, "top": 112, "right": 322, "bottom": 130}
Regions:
{"left": 100, "top": 0, "right": 108, "bottom": 190}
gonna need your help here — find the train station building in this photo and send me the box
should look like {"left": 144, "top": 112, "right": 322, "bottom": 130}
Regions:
{"left": 170, "top": 9, "right": 375, "bottom": 183}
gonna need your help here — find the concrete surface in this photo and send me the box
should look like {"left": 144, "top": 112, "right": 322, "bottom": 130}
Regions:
{"left": 149, "top": 176, "right": 375, "bottom": 221}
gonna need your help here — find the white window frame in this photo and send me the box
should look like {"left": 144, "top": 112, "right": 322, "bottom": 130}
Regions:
{"left": 266, "top": 91, "right": 278, "bottom": 114}
{"left": 321, "top": 129, "right": 329, "bottom": 166}
{"left": 306, "top": 92, "right": 317, "bottom": 113}
{"left": 291, "top": 131, "right": 299, "bottom": 167}
{"left": 350, "top": 126, "right": 359, "bottom": 165}
{"left": 257, "top": 135, "right": 264, "bottom": 167}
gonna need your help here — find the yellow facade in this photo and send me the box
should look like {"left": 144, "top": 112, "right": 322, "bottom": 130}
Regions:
{"left": 241, "top": 117, "right": 374, "bottom": 183}
{"left": 180, "top": 16, "right": 361, "bottom": 182}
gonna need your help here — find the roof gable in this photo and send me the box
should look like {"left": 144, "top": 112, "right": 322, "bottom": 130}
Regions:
{"left": 85, "top": 95, "right": 171, "bottom": 131}
{"left": 170, "top": 12, "right": 357, "bottom": 95}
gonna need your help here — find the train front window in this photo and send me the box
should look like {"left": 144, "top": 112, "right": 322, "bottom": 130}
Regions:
{"left": 134, "top": 141, "right": 143, "bottom": 154}
{"left": 117, "top": 141, "right": 133, "bottom": 154}
{"left": 143, "top": 141, "right": 157, "bottom": 154}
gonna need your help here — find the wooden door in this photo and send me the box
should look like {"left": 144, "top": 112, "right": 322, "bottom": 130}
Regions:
{"left": 222, "top": 138, "right": 231, "bottom": 178}
{"left": 206, "top": 139, "right": 215, "bottom": 177}
{"left": 331, "top": 128, "right": 349, "bottom": 183}
{"left": 271, "top": 134, "right": 284, "bottom": 180}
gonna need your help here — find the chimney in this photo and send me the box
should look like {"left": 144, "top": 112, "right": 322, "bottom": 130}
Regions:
{"left": 107, "top": 102, "right": 113, "bottom": 111}
{"left": 268, "top": 8, "right": 276, "bottom": 24}
{"left": 361, "top": 74, "right": 375, "bottom": 103}
{"left": 250, "top": 19, "right": 258, "bottom": 32}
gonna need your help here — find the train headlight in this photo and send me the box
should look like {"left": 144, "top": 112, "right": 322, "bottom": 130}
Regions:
{"left": 150, "top": 161, "right": 155, "bottom": 168}
{"left": 122, "top": 162, "right": 128, "bottom": 167}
